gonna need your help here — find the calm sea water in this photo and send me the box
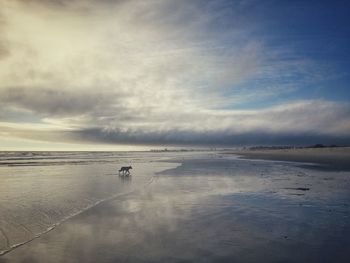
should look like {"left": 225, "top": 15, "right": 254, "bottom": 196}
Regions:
{"left": 1, "top": 151, "right": 350, "bottom": 262}
{"left": 0, "top": 151, "right": 185, "bottom": 255}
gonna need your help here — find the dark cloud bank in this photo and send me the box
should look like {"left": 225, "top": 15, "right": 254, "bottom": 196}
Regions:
{"left": 71, "top": 128, "right": 350, "bottom": 147}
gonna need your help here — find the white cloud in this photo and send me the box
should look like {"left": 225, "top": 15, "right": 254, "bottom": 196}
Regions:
{"left": 0, "top": 0, "right": 349, "bottom": 147}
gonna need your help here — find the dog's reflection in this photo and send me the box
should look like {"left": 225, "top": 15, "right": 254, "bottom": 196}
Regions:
{"left": 119, "top": 173, "right": 132, "bottom": 183}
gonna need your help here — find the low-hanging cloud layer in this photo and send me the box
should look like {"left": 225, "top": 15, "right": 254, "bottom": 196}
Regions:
{"left": 1, "top": 0, "right": 350, "bottom": 148}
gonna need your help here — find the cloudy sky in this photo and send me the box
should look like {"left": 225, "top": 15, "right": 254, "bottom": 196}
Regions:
{"left": 1, "top": 0, "right": 350, "bottom": 150}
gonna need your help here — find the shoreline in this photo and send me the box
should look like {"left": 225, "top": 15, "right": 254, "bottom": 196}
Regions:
{"left": 227, "top": 147, "right": 350, "bottom": 171}
{"left": 2, "top": 152, "right": 350, "bottom": 262}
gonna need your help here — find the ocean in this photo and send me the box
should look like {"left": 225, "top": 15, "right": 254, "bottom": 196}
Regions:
{"left": 1, "top": 151, "right": 350, "bottom": 262}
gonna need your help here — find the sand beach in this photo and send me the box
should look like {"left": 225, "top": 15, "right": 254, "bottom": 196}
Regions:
{"left": 1, "top": 150, "right": 350, "bottom": 262}
{"left": 231, "top": 147, "right": 350, "bottom": 171}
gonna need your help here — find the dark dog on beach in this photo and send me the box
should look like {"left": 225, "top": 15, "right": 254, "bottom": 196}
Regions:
{"left": 119, "top": 166, "right": 132, "bottom": 175}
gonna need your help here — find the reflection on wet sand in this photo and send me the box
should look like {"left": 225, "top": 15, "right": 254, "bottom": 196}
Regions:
{"left": 119, "top": 174, "right": 132, "bottom": 183}
{"left": 2, "top": 154, "right": 350, "bottom": 262}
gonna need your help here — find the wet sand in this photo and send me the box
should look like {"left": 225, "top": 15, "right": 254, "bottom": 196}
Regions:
{"left": 230, "top": 147, "right": 350, "bottom": 171}
{"left": 1, "top": 152, "right": 350, "bottom": 262}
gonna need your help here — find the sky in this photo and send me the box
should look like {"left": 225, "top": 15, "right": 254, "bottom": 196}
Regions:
{"left": 0, "top": 0, "right": 350, "bottom": 150}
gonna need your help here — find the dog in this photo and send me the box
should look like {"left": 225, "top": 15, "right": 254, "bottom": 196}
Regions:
{"left": 118, "top": 166, "right": 132, "bottom": 175}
